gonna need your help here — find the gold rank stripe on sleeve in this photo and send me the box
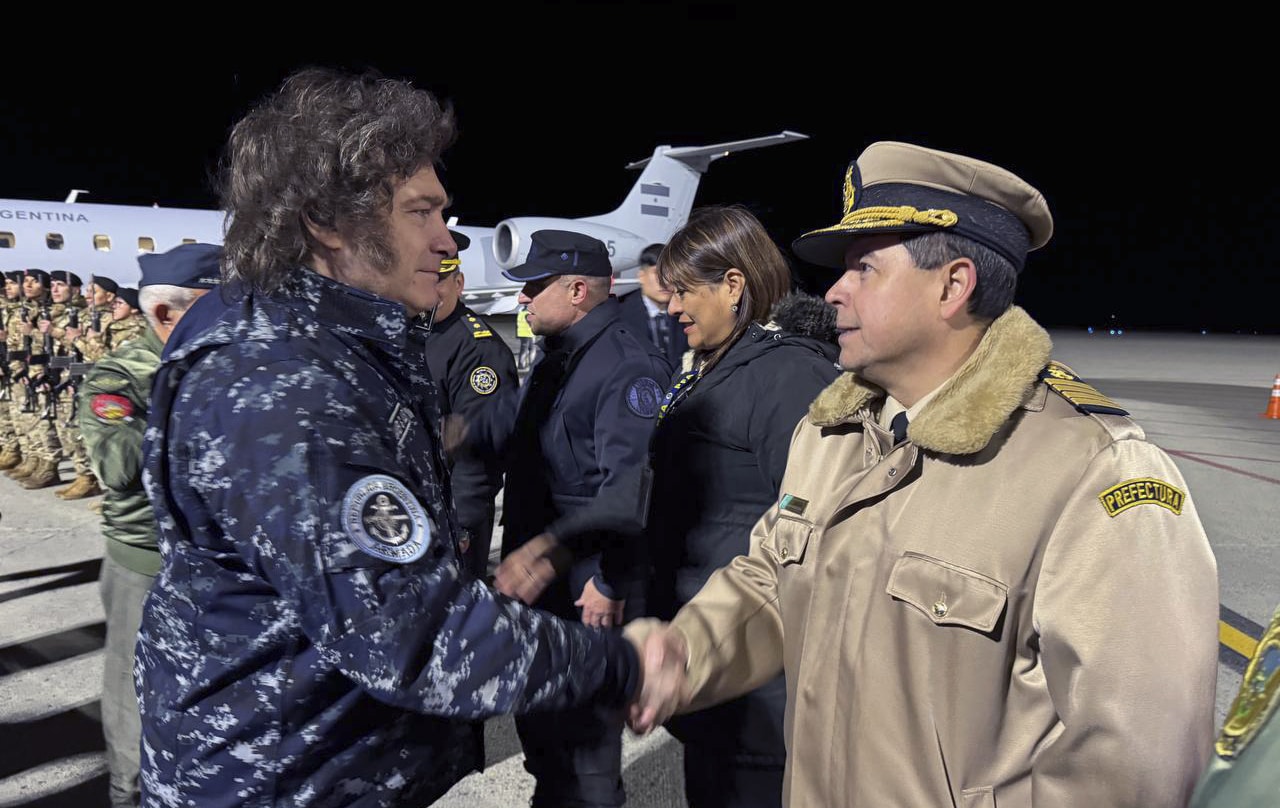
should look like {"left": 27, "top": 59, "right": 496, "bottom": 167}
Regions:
{"left": 1097, "top": 477, "right": 1186, "bottom": 517}
{"left": 466, "top": 316, "right": 492, "bottom": 338}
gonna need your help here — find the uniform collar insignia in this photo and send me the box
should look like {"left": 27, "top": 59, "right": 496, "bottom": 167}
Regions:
{"left": 807, "top": 305, "right": 1051, "bottom": 455}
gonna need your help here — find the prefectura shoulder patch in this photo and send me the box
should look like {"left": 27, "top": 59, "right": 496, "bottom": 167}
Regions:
{"left": 1098, "top": 477, "right": 1185, "bottom": 517}
{"left": 1040, "top": 360, "right": 1128, "bottom": 416}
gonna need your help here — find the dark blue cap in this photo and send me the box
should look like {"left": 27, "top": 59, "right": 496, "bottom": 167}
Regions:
{"left": 93, "top": 276, "right": 120, "bottom": 294}
{"left": 450, "top": 229, "right": 471, "bottom": 253}
{"left": 138, "top": 243, "right": 222, "bottom": 289}
{"left": 4, "top": 270, "right": 23, "bottom": 284}
{"left": 501, "top": 230, "right": 613, "bottom": 282}
{"left": 116, "top": 287, "right": 140, "bottom": 310}
{"left": 50, "top": 270, "right": 83, "bottom": 287}
{"left": 23, "top": 268, "right": 50, "bottom": 287}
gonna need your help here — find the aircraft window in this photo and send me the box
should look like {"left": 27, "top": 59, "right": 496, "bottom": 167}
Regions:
{"left": 47, "top": 233, "right": 64, "bottom": 250}
{"left": 181, "top": 238, "right": 197, "bottom": 244}
{"left": 94, "top": 234, "right": 112, "bottom": 251}
{"left": 138, "top": 237, "right": 155, "bottom": 253}
{"left": 0, "top": 232, "right": 14, "bottom": 248}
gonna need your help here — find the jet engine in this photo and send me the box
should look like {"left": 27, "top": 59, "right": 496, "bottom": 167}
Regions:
{"left": 492, "top": 217, "right": 650, "bottom": 273}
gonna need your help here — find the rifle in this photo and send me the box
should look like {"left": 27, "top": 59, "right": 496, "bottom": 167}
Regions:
{"left": 63, "top": 360, "right": 93, "bottom": 425}
{"left": 36, "top": 362, "right": 62, "bottom": 423}
{"left": 18, "top": 332, "right": 36, "bottom": 413}
{"left": 39, "top": 304, "right": 53, "bottom": 357}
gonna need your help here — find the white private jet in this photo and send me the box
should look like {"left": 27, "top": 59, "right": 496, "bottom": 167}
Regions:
{"left": 0, "top": 131, "right": 807, "bottom": 312}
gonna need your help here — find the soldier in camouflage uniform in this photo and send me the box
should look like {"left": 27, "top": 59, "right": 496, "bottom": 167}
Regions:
{"left": 0, "top": 270, "right": 24, "bottom": 469}
{"left": 3, "top": 270, "right": 35, "bottom": 474}
{"left": 80, "top": 244, "right": 219, "bottom": 808}
{"left": 108, "top": 287, "right": 147, "bottom": 348}
{"left": 136, "top": 68, "right": 642, "bottom": 808}
{"left": 10, "top": 268, "right": 63, "bottom": 489}
{"left": 70, "top": 275, "right": 120, "bottom": 363}
{"left": 42, "top": 270, "right": 100, "bottom": 499}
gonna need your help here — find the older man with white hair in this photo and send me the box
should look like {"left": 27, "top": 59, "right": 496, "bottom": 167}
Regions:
{"left": 77, "top": 242, "right": 218, "bottom": 808}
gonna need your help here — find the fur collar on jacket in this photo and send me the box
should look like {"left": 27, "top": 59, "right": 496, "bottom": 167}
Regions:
{"left": 807, "top": 306, "right": 1052, "bottom": 455}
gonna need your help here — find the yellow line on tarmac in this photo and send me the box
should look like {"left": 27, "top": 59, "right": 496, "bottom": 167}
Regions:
{"left": 1220, "top": 620, "right": 1259, "bottom": 659}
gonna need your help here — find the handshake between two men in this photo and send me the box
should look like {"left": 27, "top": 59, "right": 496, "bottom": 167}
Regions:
{"left": 493, "top": 532, "right": 694, "bottom": 735}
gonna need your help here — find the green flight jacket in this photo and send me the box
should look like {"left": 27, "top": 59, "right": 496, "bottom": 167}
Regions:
{"left": 77, "top": 327, "right": 163, "bottom": 576}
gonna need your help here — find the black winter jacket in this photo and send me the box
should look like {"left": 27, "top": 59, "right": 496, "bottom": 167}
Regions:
{"left": 645, "top": 293, "right": 839, "bottom": 764}
{"left": 648, "top": 293, "right": 839, "bottom": 614}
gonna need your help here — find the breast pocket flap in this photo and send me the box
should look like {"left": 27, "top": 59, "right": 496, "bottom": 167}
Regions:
{"left": 766, "top": 514, "right": 814, "bottom": 566}
{"left": 886, "top": 552, "right": 1008, "bottom": 632}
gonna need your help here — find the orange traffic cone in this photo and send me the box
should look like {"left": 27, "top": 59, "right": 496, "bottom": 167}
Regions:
{"left": 1263, "top": 374, "right": 1280, "bottom": 419}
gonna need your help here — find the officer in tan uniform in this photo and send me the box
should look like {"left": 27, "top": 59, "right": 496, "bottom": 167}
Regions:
{"left": 628, "top": 142, "right": 1220, "bottom": 807}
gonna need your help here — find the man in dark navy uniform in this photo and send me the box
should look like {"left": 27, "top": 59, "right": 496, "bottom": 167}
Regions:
{"left": 491, "top": 230, "right": 671, "bottom": 808}
{"left": 424, "top": 229, "right": 518, "bottom": 577}
{"left": 135, "top": 70, "right": 640, "bottom": 808}
{"left": 618, "top": 242, "right": 687, "bottom": 368}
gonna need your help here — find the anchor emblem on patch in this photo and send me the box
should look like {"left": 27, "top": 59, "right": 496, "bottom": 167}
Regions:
{"left": 342, "top": 474, "right": 431, "bottom": 563}
{"left": 364, "top": 494, "right": 412, "bottom": 545}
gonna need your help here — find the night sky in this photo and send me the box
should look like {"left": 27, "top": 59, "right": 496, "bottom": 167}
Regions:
{"left": 3, "top": 15, "right": 1273, "bottom": 333}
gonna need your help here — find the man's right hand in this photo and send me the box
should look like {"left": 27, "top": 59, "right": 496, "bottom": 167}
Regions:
{"left": 624, "top": 619, "right": 689, "bottom": 735}
{"left": 493, "top": 533, "right": 570, "bottom": 605}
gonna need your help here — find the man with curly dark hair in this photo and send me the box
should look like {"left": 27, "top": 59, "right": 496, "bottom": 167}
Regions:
{"left": 136, "top": 68, "right": 641, "bottom": 808}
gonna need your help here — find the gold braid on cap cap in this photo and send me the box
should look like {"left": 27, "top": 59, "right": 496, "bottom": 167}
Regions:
{"left": 835, "top": 163, "right": 957, "bottom": 231}
{"left": 839, "top": 205, "right": 959, "bottom": 230}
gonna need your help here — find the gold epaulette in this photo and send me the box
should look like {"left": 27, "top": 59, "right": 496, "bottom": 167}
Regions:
{"left": 466, "top": 315, "right": 492, "bottom": 339}
{"left": 1039, "top": 361, "right": 1128, "bottom": 416}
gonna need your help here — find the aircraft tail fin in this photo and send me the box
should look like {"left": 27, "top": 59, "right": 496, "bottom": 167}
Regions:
{"left": 580, "top": 130, "right": 807, "bottom": 252}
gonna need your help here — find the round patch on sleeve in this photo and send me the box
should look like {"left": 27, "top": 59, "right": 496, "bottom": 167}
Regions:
{"left": 469, "top": 366, "right": 499, "bottom": 395}
{"left": 625, "top": 377, "right": 663, "bottom": 418}
{"left": 90, "top": 393, "right": 134, "bottom": 422}
{"left": 342, "top": 474, "right": 432, "bottom": 564}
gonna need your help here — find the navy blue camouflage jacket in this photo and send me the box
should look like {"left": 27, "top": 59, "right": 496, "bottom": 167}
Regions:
{"left": 136, "top": 269, "right": 636, "bottom": 808}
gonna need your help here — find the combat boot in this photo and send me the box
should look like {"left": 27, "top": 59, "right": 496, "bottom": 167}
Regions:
{"left": 58, "top": 474, "right": 102, "bottom": 500}
{"left": 20, "top": 458, "right": 62, "bottom": 490}
{"left": 7, "top": 454, "right": 37, "bottom": 480}
{"left": 0, "top": 445, "right": 21, "bottom": 470}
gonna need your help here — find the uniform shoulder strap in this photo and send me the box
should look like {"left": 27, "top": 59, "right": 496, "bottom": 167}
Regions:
{"left": 1039, "top": 360, "right": 1129, "bottom": 416}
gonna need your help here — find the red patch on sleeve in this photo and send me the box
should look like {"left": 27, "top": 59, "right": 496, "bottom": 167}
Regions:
{"left": 90, "top": 394, "right": 134, "bottom": 421}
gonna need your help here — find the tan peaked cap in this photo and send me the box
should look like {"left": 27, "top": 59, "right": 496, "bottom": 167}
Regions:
{"left": 793, "top": 141, "right": 1054, "bottom": 270}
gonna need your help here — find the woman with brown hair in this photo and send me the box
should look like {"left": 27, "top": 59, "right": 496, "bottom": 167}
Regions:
{"left": 645, "top": 205, "right": 839, "bottom": 807}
